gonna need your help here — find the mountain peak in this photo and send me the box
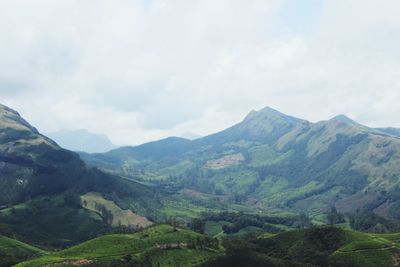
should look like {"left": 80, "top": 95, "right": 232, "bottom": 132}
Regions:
{"left": 0, "top": 103, "right": 38, "bottom": 133}
{"left": 244, "top": 106, "right": 303, "bottom": 125}
{"left": 329, "top": 114, "right": 362, "bottom": 127}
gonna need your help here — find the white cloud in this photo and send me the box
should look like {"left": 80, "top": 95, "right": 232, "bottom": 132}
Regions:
{"left": 0, "top": 0, "right": 400, "bottom": 145}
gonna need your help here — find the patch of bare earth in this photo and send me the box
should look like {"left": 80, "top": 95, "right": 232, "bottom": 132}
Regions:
{"left": 62, "top": 259, "right": 93, "bottom": 266}
{"left": 205, "top": 153, "right": 245, "bottom": 170}
{"left": 180, "top": 189, "right": 226, "bottom": 201}
{"left": 121, "top": 209, "right": 153, "bottom": 228}
{"left": 81, "top": 192, "right": 153, "bottom": 228}
{"left": 392, "top": 251, "right": 400, "bottom": 266}
{"left": 156, "top": 243, "right": 188, "bottom": 249}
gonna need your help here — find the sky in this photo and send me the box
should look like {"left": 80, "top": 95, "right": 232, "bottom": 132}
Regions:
{"left": 1, "top": 0, "right": 400, "bottom": 146}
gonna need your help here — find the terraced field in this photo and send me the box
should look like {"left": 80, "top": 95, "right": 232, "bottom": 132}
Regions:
{"left": 332, "top": 230, "right": 400, "bottom": 267}
{"left": 4, "top": 223, "right": 400, "bottom": 267}
{"left": 16, "top": 225, "right": 222, "bottom": 267}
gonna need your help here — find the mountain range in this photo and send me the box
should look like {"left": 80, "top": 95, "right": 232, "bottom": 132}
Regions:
{"left": 81, "top": 106, "right": 400, "bottom": 222}
{"left": 2, "top": 103, "right": 400, "bottom": 266}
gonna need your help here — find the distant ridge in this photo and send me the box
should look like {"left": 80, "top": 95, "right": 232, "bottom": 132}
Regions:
{"left": 330, "top": 114, "right": 358, "bottom": 124}
{"left": 46, "top": 129, "right": 116, "bottom": 153}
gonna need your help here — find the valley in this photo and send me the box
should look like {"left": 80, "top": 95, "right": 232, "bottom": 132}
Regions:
{"left": 2, "top": 103, "right": 400, "bottom": 266}
{"left": 2, "top": 0, "right": 400, "bottom": 265}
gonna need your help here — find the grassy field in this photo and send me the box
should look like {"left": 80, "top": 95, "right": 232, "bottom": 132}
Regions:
{"left": 0, "top": 235, "right": 46, "bottom": 266}
{"left": 204, "top": 221, "right": 227, "bottom": 237}
{"left": 330, "top": 229, "right": 400, "bottom": 267}
{"left": 16, "top": 224, "right": 222, "bottom": 267}
{"left": 81, "top": 192, "right": 152, "bottom": 228}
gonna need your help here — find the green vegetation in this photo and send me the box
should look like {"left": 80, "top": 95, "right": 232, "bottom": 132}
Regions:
{"left": 203, "top": 211, "right": 311, "bottom": 235}
{"left": 80, "top": 106, "right": 400, "bottom": 223}
{"left": 331, "top": 229, "right": 400, "bottom": 267}
{"left": 81, "top": 192, "right": 152, "bottom": 228}
{"left": 4, "top": 104, "right": 400, "bottom": 266}
{"left": 11, "top": 225, "right": 400, "bottom": 267}
{"left": 0, "top": 235, "right": 46, "bottom": 266}
{"left": 211, "top": 226, "right": 400, "bottom": 267}
{"left": 349, "top": 211, "right": 400, "bottom": 233}
{"left": 0, "top": 104, "right": 163, "bottom": 249}
{"left": 204, "top": 251, "right": 305, "bottom": 267}
{"left": 204, "top": 221, "right": 227, "bottom": 237}
{"left": 0, "top": 194, "right": 110, "bottom": 248}
{"left": 17, "top": 224, "right": 222, "bottom": 267}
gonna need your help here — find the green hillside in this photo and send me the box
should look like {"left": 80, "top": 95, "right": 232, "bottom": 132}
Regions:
{"left": 17, "top": 224, "right": 222, "bottom": 267}
{"left": 0, "top": 193, "right": 111, "bottom": 248}
{"left": 0, "top": 235, "right": 45, "bottom": 266}
{"left": 80, "top": 107, "right": 400, "bottom": 221}
{"left": 331, "top": 230, "right": 400, "bottom": 267}
{"left": 11, "top": 224, "right": 400, "bottom": 267}
{"left": 0, "top": 104, "right": 163, "bottom": 249}
{"left": 3, "top": 103, "right": 400, "bottom": 266}
{"left": 209, "top": 226, "right": 400, "bottom": 267}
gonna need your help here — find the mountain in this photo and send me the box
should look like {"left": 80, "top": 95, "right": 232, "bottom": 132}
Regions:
{"left": 0, "top": 103, "right": 83, "bottom": 205}
{"left": 197, "top": 106, "right": 308, "bottom": 145}
{"left": 3, "top": 103, "right": 400, "bottom": 266}
{"left": 46, "top": 129, "right": 115, "bottom": 153}
{"left": 0, "top": 104, "right": 160, "bottom": 248}
{"left": 81, "top": 106, "right": 400, "bottom": 222}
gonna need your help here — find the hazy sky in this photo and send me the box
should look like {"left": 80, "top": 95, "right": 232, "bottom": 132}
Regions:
{"left": 1, "top": 0, "right": 400, "bottom": 145}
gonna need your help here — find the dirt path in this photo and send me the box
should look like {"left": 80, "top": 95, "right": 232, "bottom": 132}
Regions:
{"left": 336, "top": 245, "right": 396, "bottom": 253}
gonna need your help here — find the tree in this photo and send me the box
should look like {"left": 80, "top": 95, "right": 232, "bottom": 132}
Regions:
{"left": 63, "top": 192, "right": 81, "bottom": 209}
{"left": 295, "top": 213, "right": 312, "bottom": 228}
{"left": 122, "top": 254, "right": 132, "bottom": 262}
{"left": 232, "top": 193, "right": 246, "bottom": 204}
{"left": 168, "top": 217, "right": 178, "bottom": 231}
{"left": 192, "top": 218, "right": 206, "bottom": 234}
{"left": 327, "top": 206, "right": 345, "bottom": 225}
{"left": 95, "top": 203, "right": 114, "bottom": 224}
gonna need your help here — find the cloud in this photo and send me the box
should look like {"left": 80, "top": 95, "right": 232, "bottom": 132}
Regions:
{"left": 0, "top": 0, "right": 400, "bottom": 145}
